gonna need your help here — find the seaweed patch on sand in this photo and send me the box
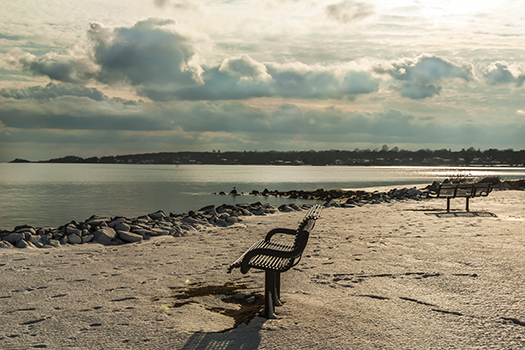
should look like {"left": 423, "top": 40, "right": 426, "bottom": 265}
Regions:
{"left": 153, "top": 280, "right": 265, "bottom": 333}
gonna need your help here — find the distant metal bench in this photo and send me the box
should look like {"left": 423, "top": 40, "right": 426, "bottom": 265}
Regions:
{"left": 428, "top": 182, "right": 493, "bottom": 212}
{"left": 227, "top": 204, "right": 322, "bottom": 318}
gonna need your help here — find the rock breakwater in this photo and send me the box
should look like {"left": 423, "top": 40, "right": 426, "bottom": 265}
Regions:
{"left": 0, "top": 186, "right": 431, "bottom": 249}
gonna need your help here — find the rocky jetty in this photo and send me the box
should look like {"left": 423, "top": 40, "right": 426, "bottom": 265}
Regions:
{"left": 245, "top": 186, "right": 429, "bottom": 205}
{"left": 0, "top": 202, "right": 316, "bottom": 249}
{"left": 9, "top": 180, "right": 519, "bottom": 249}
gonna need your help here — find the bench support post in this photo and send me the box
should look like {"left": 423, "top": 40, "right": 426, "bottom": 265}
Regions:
{"left": 446, "top": 198, "right": 451, "bottom": 212}
{"left": 465, "top": 197, "right": 470, "bottom": 212}
{"left": 263, "top": 270, "right": 280, "bottom": 319}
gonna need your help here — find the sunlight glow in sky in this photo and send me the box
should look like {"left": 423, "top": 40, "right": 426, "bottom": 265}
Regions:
{"left": 0, "top": 0, "right": 524, "bottom": 161}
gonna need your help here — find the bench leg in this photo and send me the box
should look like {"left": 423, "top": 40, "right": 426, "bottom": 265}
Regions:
{"left": 446, "top": 198, "right": 451, "bottom": 212}
{"left": 466, "top": 197, "right": 470, "bottom": 212}
{"left": 263, "top": 270, "right": 278, "bottom": 319}
{"left": 275, "top": 272, "right": 282, "bottom": 306}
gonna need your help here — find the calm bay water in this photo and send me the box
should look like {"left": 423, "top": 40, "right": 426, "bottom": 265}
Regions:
{"left": 1, "top": 163, "right": 524, "bottom": 230}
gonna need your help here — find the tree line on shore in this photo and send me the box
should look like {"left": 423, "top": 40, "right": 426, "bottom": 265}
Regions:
{"left": 10, "top": 147, "right": 525, "bottom": 166}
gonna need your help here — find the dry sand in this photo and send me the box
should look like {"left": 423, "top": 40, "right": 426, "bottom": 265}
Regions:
{"left": 1, "top": 189, "right": 524, "bottom": 349}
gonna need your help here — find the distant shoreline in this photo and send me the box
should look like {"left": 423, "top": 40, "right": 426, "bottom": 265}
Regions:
{"left": 8, "top": 148, "right": 525, "bottom": 167}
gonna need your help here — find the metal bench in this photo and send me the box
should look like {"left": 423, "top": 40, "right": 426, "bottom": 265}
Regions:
{"left": 428, "top": 182, "right": 493, "bottom": 212}
{"left": 227, "top": 204, "right": 322, "bottom": 318}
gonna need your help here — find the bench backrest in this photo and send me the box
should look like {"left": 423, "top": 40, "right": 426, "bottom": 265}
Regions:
{"left": 435, "top": 183, "right": 492, "bottom": 198}
{"left": 292, "top": 205, "right": 323, "bottom": 251}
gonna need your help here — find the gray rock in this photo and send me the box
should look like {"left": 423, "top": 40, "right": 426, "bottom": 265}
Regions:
{"left": 0, "top": 241, "right": 13, "bottom": 248}
{"left": 108, "top": 218, "right": 126, "bottom": 228}
{"left": 150, "top": 228, "right": 170, "bottom": 236}
{"left": 82, "top": 235, "right": 94, "bottom": 244}
{"left": 4, "top": 232, "right": 24, "bottom": 245}
{"left": 68, "top": 234, "right": 82, "bottom": 244}
{"left": 215, "top": 219, "right": 228, "bottom": 227}
{"left": 148, "top": 211, "right": 166, "bottom": 221}
{"left": 28, "top": 235, "right": 41, "bottom": 244}
{"left": 132, "top": 229, "right": 154, "bottom": 239}
{"left": 114, "top": 222, "right": 131, "bottom": 232}
{"left": 226, "top": 216, "right": 239, "bottom": 224}
{"left": 278, "top": 204, "right": 293, "bottom": 212}
{"left": 48, "top": 239, "right": 60, "bottom": 248}
{"left": 39, "top": 233, "right": 49, "bottom": 245}
{"left": 66, "top": 226, "right": 82, "bottom": 235}
{"left": 406, "top": 188, "right": 422, "bottom": 197}
{"left": 92, "top": 227, "right": 116, "bottom": 245}
{"left": 16, "top": 239, "right": 32, "bottom": 248}
{"left": 117, "top": 230, "right": 143, "bottom": 243}
{"left": 16, "top": 227, "right": 36, "bottom": 235}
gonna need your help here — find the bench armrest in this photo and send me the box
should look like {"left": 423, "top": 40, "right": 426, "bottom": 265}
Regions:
{"left": 265, "top": 228, "right": 297, "bottom": 240}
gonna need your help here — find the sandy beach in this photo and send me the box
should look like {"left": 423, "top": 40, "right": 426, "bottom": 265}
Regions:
{"left": 1, "top": 188, "right": 524, "bottom": 349}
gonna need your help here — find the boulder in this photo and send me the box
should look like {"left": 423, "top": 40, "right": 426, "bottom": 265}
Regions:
{"left": 117, "top": 230, "right": 143, "bottom": 243}
{"left": 114, "top": 222, "right": 131, "bottom": 232}
{"left": 16, "top": 227, "right": 36, "bottom": 235}
{"left": 48, "top": 239, "right": 61, "bottom": 248}
{"left": 148, "top": 211, "right": 166, "bottom": 221}
{"left": 92, "top": 227, "right": 117, "bottom": 245}
{"left": 68, "top": 234, "right": 82, "bottom": 244}
{"left": 16, "top": 239, "right": 33, "bottom": 248}
{"left": 108, "top": 218, "right": 126, "bottom": 228}
{"left": 0, "top": 241, "right": 13, "bottom": 248}
{"left": 3, "top": 232, "right": 25, "bottom": 245}
{"left": 66, "top": 226, "right": 82, "bottom": 235}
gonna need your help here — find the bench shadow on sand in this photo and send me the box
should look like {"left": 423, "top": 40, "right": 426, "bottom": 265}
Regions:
{"left": 180, "top": 317, "right": 264, "bottom": 350}
{"left": 424, "top": 211, "right": 498, "bottom": 218}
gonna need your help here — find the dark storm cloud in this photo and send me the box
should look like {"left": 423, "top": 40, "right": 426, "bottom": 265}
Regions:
{"left": 0, "top": 83, "right": 106, "bottom": 101}
{"left": 376, "top": 56, "right": 472, "bottom": 99}
{"left": 325, "top": 0, "right": 375, "bottom": 24}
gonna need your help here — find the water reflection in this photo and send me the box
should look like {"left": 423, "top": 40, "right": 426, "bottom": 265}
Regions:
{"left": 1, "top": 164, "right": 523, "bottom": 229}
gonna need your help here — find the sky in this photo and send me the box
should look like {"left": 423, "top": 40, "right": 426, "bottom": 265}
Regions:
{"left": 0, "top": 0, "right": 524, "bottom": 162}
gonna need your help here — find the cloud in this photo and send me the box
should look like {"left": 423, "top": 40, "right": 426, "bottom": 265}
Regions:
{"left": 89, "top": 19, "right": 201, "bottom": 88}
{"left": 153, "top": 59, "right": 380, "bottom": 101}
{"left": 0, "top": 83, "right": 107, "bottom": 101}
{"left": 17, "top": 52, "right": 94, "bottom": 83}
{"left": 325, "top": 0, "right": 375, "bottom": 24}
{"left": 153, "top": 0, "right": 170, "bottom": 7}
{"left": 341, "top": 72, "right": 379, "bottom": 95}
{"left": 400, "top": 83, "right": 441, "bottom": 100}
{"left": 8, "top": 19, "right": 201, "bottom": 93}
{"left": 219, "top": 54, "right": 272, "bottom": 81}
{"left": 376, "top": 55, "right": 472, "bottom": 99}
{"left": 0, "top": 33, "right": 23, "bottom": 41}
{"left": 153, "top": 0, "right": 200, "bottom": 10}
{"left": 484, "top": 61, "right": 525, "bottom": 87}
